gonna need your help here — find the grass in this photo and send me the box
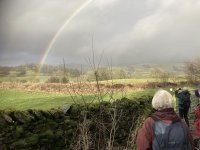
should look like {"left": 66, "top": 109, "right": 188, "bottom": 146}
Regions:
{"left": 96, "top": 77, "right": 187, "bottom": 84}
{"left": 101, "top": 78, "right": 156, "bottom": 84}
{"left": 0, "top": 88, "right": 158, "bottom": 111}
{"left": 0, "top": 89, "right": 76, "bottom": 110}
{"left": 0, "top": 83, "right": 196, "bottom": 111}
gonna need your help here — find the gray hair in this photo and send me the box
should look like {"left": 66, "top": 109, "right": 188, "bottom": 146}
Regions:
{"left": 152, "top": 90, "right": 174, "bottom": 110}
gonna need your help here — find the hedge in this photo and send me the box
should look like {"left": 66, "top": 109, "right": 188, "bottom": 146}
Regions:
{"left": 0, "top": 96, "right": 153, "bottom": 150}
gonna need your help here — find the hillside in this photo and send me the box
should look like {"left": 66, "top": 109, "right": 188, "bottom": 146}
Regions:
{"left": 0, "top": 63, "right": 185, "bottom": 82}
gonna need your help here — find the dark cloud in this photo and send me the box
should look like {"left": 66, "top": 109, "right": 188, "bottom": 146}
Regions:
{"left": 0, "top": 0, "right": 200, "bottom": 66}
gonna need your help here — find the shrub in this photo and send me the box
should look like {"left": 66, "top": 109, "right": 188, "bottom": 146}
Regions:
{"left": 62, "top": 76, "right": 69, "bottom": 83}
{"left": 46, "top": 76, "right": 60, "bottom": 83}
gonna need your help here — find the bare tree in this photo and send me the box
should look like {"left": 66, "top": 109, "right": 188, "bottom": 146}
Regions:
{"left": 184, "top": 58, "right": 200, "bottom": 83}
{"left": 69, "top": 36, "right": 138, "bottom": 150}
{"left": 62, "top": 57, "right": 69, "bottom": 83}
{"left": 151, "top": 68, "right": 171, "bottom": 83}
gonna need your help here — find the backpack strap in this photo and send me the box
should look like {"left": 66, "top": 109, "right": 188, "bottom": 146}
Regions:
{"left": 151, "top": 117, "right": 163, "bottom": 150}
{"left": 180, "top": 119, "right": 191, "bottom": 149}
{"left": 150, "top": 114, "right": 160, "bottom": 121}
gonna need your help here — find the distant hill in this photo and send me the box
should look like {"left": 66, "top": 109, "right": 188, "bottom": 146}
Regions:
{"left": 0, "top": 62, "right": 185, "bottom": 82}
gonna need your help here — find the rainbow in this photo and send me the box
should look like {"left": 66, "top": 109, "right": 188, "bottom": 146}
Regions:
{"left": 38, "top": 0, "right": 93, "bottom": 72}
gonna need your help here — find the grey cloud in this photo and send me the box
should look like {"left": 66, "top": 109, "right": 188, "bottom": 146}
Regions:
{"left": 112, "top": 0, "right": 200, "bottom": 64}
{"left": 1, "top": 0, "right": 200, "bottom": 66}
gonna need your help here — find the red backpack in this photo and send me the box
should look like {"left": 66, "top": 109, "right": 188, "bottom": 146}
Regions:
{"left": 194, "top": 105, "right": 200, "bottom": 137}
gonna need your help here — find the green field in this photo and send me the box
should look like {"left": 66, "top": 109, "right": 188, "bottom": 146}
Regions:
{"left": 0, "top": 89, "right": 75, "bottom": 110}
{"left": 1, "top": 86, "right": 196, "bottom": 111}
{"left": 0, "top": 88, "right": 158, "bottom": 110}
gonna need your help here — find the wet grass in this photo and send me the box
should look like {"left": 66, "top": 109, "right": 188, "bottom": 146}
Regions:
{"left": 0, "top": 88, "right": 158, "bottom": 110}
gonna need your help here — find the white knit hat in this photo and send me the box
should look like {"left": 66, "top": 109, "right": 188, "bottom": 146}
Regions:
{"left": 152, "top": 90, "right": 174, "bottom": 110}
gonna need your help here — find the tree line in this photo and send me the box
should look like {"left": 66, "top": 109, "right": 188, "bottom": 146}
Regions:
{"left": 1, "top": 57, "right": 200, "bottom": 84}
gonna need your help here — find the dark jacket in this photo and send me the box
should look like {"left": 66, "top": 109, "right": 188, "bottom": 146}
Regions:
{"left": 175, "top": 89, "right": 191, "bottom": 110}
{"left": 136, "top": 108, "right": 194, "bottom": 150}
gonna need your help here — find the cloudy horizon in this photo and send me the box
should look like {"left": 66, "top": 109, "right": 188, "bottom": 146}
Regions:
{"left": 1, "top": 0, "right": 200, "bottom": 66}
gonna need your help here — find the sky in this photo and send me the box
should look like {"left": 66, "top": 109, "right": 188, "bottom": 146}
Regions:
{"left": 0, "top": 0, "right": 200, "bottom": 66}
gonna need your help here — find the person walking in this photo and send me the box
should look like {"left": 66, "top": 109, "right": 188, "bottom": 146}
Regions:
{"left": 195, "top": 88, "right": 200, "bottom": 104}
{"left": 136, "top": 89, "right": 194, "bottom": 150}
{"left": 175, "top": 87, "right": 191, "bottom": 127}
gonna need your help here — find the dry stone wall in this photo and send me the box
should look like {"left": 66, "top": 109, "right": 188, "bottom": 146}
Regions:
{"left": 0, "top": 97, "right": 153, "bottom": 150}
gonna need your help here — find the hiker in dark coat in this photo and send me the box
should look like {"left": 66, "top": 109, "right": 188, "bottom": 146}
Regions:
{"left": 175, "top": 87, "right": 191, "bottom": 126}
{"left": 195, "top": 88, "right": 200, "bottom": 104}
{"left": 136, "top": 90, "right": 194, "bottom": 150}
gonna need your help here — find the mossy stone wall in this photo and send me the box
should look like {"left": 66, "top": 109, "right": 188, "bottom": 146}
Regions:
{"left": 0, "top": 97, "right": 153, "bottom": 150}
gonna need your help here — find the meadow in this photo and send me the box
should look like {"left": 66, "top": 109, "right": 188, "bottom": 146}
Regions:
{"left": 1, "top": 84, "right": 197, "bottom": 111}
{"left": 0, "top": 85, "right": 158, "bottom": 110}
{"left": 0, "top": 63, "right": 189, "bottom": 111}
{"left": 0, "top": 89, "right": 73, "bottom": 110}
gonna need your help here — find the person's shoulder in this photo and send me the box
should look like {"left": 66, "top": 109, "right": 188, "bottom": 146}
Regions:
{"left": 143, "top": 116, "right": 155, "bottom": 127}
{"left": 177, "top": 90, "right": 183, "bottom": 94}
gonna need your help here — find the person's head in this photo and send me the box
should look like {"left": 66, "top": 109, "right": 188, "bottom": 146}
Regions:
{"left": 152, "top": 89, "right": 174, "bottom": 110}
